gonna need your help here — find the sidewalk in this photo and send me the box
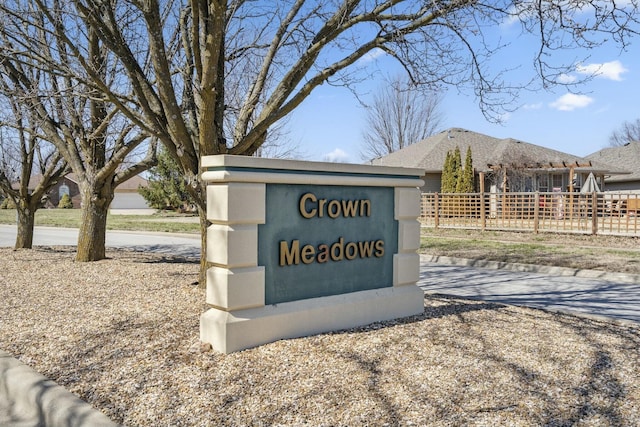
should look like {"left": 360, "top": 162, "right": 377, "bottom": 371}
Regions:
{"left": 0, "top": 350, "right": 118, "bottom": 427}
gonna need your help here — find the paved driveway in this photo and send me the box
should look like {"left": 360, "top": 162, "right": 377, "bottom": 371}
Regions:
{"left": 418, "top": 261, "right": 640, "bottom": 323}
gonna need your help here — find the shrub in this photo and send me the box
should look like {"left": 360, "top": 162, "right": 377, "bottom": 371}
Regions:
{"left": 58, "top": 193, "right": 74, "bottom": 209}
{"left": 1, "top": 197, "right": 16, "bottom": 209}
{"left": 138, "top": 148, "right": 195, "bottom": 211}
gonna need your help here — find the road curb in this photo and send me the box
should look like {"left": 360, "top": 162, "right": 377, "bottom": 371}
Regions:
{"left": 0, "top": 350, "right": 119, "bottom": 427}
{"left": 420, "top": 254, "right": 640, "bottom": 284}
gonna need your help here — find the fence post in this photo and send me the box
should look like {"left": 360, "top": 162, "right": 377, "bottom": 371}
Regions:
{"left": 533, "top": 192, "right": 540, "bottom": 233}
{"left": 480, "top": 192, "right": 486, "bottom": 231}
{"left": 591, "top": 192, "right": 598, "bottom": 235}
{"left": 434, "top": 192, "right": 440, "bottom": 229}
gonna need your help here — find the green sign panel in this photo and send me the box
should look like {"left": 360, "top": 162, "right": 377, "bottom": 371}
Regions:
{"left": 258, "top": 184, "right": 398, "bottom": 305}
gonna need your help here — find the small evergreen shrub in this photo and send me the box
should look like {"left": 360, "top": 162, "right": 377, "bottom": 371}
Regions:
{"left": 58, "top": 193, "right": 74, "bottom": 209}
{"left": 138, "top": 148, "right": 196, "bottom": 211}
{"left": 1, "top": 197, "right": 16, "bottom": 209}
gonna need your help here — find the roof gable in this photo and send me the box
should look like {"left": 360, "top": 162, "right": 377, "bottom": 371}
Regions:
{"left": 586, "top": 141, "right": 640, "bottom": 182}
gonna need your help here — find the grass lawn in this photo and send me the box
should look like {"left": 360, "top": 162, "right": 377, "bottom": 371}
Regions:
{"left": 421, "top": 227, "right": 640, "bottom": 274}
{"left": 0, "top": 208, "right": 200, "bottom": 234}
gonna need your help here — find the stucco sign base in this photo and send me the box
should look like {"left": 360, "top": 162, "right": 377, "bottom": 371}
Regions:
{"left": 200, "top": 285, "right": 424, "bottom": 354}
{"left": 200, "top": 155, "right": 425, "bottom": 354}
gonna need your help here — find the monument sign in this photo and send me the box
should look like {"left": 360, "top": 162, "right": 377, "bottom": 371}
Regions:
{"left": 200, "top": 155, "right": 424, "bottom": 353}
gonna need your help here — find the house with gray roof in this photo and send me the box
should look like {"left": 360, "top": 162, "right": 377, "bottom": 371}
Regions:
{"left": 370, "top": 128, "right": 626, "bottom": 193}
{"left": 13, "top": 173, "right": 152, "bottom": 212}
{"left": 586, "top": 141, "right": 640, "bottom": 192}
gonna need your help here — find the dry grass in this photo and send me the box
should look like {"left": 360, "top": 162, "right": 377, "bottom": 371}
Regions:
{"left": 2, "top": 247, "right": 640, "bottom": 426}
{"left": 0, "top": 209, "right": 200, "bottom": 234}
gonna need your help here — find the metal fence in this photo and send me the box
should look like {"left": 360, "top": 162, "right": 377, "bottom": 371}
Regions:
{"left": 420, "top": 192, "right": 640, "bottom": 236}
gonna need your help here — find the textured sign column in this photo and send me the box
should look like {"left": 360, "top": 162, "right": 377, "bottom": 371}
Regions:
{"left": 200, "top": 155, "right": 425, "bottom": 353}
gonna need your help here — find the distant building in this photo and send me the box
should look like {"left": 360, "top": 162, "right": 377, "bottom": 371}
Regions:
{"left": 110, "top": 174, "right": 154, "bottom": 215}
{"left": 13, "top": 174, "right": 82, "bottom": 208}
{"left": 14, "top": 173, "right": 152, "bottom": 212}
{"left": 370, "top": 128, "right": 626, "bottom": 193}
{"left": 586, "top": 142, "right": 640, "bottom": 192}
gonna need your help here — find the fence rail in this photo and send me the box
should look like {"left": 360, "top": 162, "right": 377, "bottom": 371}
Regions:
{"left": 420, "top": 192, "right": 640, "bottom": 236}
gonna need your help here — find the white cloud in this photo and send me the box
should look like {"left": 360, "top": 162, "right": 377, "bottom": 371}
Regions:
{"left": 496, "top": 112, "right": 511, "bottom": 123}
{"left": 323, "top": 148, "right": 351, "bottom": 163}
{"left": 557, "top": 73, "right": 577, "bottom": 84}
{"left": 358, "top": 48, "right": 385, "bottom": 64}
{"left": 549, "top": 93, "right": 594, "bottom": 111}
{"left": 501, "top": 2, "right": 535, "bottom": 27}
{"left": 523, "top": 102, "right": 543, "bottom": 110}
{"left": 576, "top": 60, "right": 628, "bottom": 81}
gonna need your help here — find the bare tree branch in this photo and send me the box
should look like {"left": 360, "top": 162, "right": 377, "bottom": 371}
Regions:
{"left": 609, "top": 118, "right": 640, "bottom": 147}
{"left": 361, "top": 75, "right": 445, "bottom": 161}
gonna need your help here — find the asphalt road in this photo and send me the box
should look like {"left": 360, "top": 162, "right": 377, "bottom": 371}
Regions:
{"left": 2, "top": 224, "right": 638, "bottom": 324}
{"left": 417, "top": 261, "right": 640, "bottom": 324}
{"left": 0, "top": 224, "right": 200, "bottom": 258}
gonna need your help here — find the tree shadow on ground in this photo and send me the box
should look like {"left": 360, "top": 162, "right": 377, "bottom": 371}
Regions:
{"left": 6, "top": 250, "right": 640, "bottom": 426}
{"left": 306, "top": 294, "right": 640, "bottom": 426}
{"left": 542, "top": 313, "right": 640, "bottom": 426}
{"left": 108, "top": 246, "right": 199, "bottom": 264}
{"left": 0, "top": 350, "right": 117, "bottom": 427}
{"left": 419, "top": 263, "right": 640, "bottom": 323}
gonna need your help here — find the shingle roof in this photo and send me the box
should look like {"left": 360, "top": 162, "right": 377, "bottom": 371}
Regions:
{"left": 14, "top": 173, "right": 148, "bottom": 191}
{"left": 586, "top": 142, "right": 640, "bottom": 183}
{"left": 370, "top": 128, "right": 626, "bottom": 175}
{"left": 115, "top": 174, "right": 148, "bottom": 190}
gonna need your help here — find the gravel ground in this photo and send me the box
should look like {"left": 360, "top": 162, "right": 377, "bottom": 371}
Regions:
{"left": 2, "top": 246, "right": 640, "bottom": 426}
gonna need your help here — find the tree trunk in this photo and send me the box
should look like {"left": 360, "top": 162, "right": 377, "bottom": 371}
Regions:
{"left": 76, "top": 187, "right": 111, "bottom": 262}
{"left": 197, "top": 204, "right": 209, "bottom": 288}
{"left": 15, "top": 204, "right": 35, "bottom": 249}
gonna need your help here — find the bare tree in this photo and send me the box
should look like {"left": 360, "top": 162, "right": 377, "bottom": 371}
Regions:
{"left": 2, "top": 0, "right": 637, "bottom": 282}
{"left": 609, "top": 119, "right": 640, "bottom": 147}
{"left": 0, "top": 81, "right": 70, "bottom": 249}
{"left": 0, "top": 9, "right": 157, "bottom": 261}
{"left": 361, "top": 75, "right": 444, "bottom": 161}
{"left": 254, "top": 137, "right": 305, "bottom": 160}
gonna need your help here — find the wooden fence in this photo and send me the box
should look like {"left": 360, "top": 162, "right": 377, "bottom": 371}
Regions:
{"left": 420, "top": 192, "right": 640, "bottom": 236}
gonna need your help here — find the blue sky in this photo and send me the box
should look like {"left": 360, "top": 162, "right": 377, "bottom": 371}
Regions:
{"left": 287, "top": 19, "right": 639, "bottom": 164}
